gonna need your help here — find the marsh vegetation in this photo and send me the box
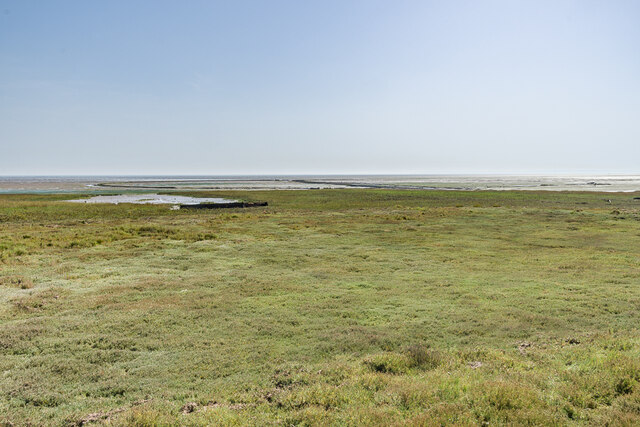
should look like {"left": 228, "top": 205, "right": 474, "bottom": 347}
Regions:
{"left": 1, "top": 190, "right": 640, "bottom": 425}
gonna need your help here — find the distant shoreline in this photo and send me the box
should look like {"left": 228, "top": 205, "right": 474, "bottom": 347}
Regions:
{"left": 1, "top": 175, "right": 640, "bottom": 193}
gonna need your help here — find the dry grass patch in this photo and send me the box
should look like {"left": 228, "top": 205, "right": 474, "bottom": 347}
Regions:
{"left": 0, "top": 275, "right": 34, "bottom": 289}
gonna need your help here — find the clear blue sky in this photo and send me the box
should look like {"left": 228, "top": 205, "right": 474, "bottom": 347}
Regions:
{"left": 1, "top": 0, "right": 639, "bottom": 175}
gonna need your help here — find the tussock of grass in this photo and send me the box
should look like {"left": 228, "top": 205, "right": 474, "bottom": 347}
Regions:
{"left": 364, "top": 353, "right": 410, "bottom": 374}
{"left": 405, "top": 344, "right": 444, "bottom": 370}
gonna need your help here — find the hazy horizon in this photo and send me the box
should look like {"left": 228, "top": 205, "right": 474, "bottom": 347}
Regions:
{"left": 2, "top": 172, "right": 640, "bottom": 178}
{"left": 2, "top": 1, "right": 639, "bottom": 175}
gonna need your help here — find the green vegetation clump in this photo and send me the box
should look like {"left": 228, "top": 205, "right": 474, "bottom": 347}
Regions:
{"left": 1, "top": 189, "right": 640, "bottom": 425}
{"left": 364, "top": 353, "right": 410, "bottom": 374}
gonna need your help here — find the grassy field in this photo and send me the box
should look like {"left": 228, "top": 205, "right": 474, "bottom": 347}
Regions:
{"left": 1, "top": 189, "right": 640, "bottom": 426}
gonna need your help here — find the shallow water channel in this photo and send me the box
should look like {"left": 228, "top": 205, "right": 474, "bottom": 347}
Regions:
{"left": 66, "top": 193, "right": 237, "bottom": 205}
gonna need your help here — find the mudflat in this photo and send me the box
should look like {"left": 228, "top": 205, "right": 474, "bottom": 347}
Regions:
{"left": 3, "top": 175, "right": 640, "bottom": 193}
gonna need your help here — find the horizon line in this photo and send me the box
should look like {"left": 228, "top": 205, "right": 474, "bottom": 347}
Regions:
{"left": 2, "top": 172, "right": 640, "bottom": 178}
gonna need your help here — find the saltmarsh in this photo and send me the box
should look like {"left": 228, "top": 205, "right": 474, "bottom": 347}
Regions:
{"left": 1, "top": 190, "right": 639, "bottom": 426}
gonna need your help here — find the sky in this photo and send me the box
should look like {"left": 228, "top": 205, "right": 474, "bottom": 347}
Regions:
{"left": 1, "top": 0, "right": 639, "bottom": 175}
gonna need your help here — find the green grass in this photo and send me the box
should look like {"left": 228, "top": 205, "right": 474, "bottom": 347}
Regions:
{"left": 1, "top": 189, "right": 640, "bottom": 426}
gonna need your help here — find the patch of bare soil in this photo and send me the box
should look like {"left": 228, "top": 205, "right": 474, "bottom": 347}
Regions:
{"left": 76, "top": 399, "right": 152, "bottom": 425}
{"left": 517, "top": 341, "right": 532, "bottom": 355}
